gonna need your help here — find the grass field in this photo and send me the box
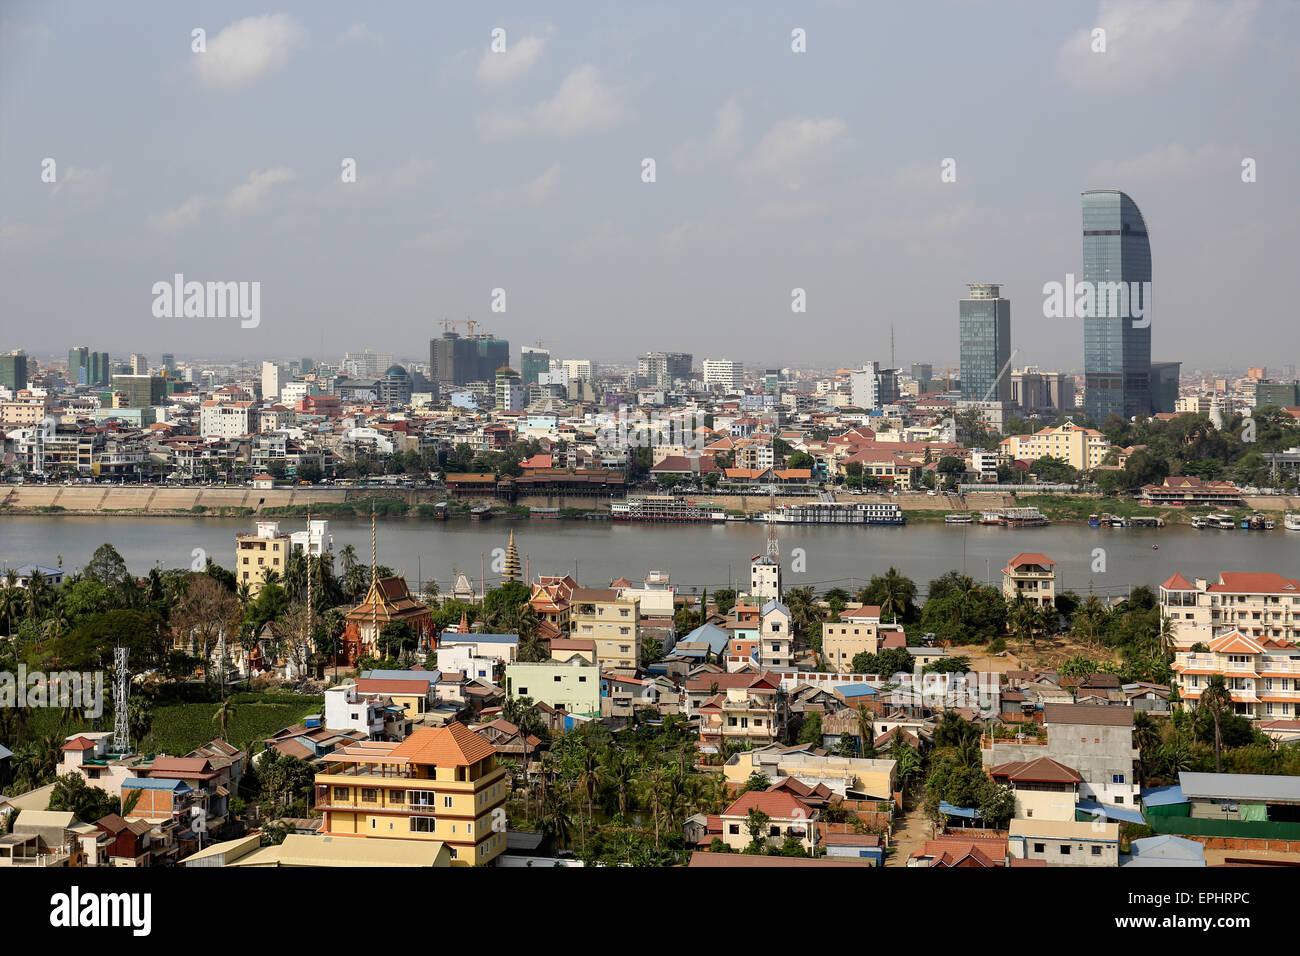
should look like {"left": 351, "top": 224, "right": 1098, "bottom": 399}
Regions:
{"left": 23, "top": 692, "right": 323, "bottom": 757}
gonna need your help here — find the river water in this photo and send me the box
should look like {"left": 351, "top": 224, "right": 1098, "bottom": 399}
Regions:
{"left": 2, "top": 515, "right": 1297, "bottom": 599}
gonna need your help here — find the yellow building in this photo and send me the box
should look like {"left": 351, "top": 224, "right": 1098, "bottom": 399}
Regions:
{"left": 822, "top": 605, "right": 882, "bottom": 674}
{"left": 997, "top": 420, "right": 1109, "bottom": 471}
{"left": 314, "top": 724, "right": 508, "bottom": 866}
{"left": 235, "top": 521, "right": 289, "bottom": 596}
{"left": 1001, "top": 553, "right": 1056, "bottom": 608}
{"left": 570, "top": 588, "right": 640, "bottom": 670}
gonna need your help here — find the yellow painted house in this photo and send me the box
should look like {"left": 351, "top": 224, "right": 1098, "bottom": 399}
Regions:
{"left": 314, "top": 724, "right": 508, "bottom": 866}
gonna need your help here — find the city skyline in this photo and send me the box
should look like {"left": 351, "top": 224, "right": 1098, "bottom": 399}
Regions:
{"left": 2, "top": 1, "right": 1296, "bottom": 370}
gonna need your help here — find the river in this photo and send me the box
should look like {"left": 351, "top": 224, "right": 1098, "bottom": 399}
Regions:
{"left": 1, "top": 515, "right": 1297, "bottom": 599}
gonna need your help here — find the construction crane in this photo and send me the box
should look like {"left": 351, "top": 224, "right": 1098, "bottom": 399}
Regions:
{"left": 440, "top": 317, "right": 479, "bottom": 337}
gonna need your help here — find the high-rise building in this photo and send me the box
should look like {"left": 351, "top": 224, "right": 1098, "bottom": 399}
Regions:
{"left": 261, "top": 361, "right": 280, "bottom": 400}
{"left": 160, "top": 353, "right": 176, "bottom": 376}
{"left": 68, "top": 348, "right": 110, "bottom": 386}
{"left": 0, "top": 350, "right": 28, "bottom": 391}
{"left": 1082, "top": 189, "right": 1152, "bottom": 422}
{"left": 429, "top": 332, "right": 509, "bottom": 386}
{"left": 637, "top": 352, "right": 692, "bottom": 388}
{"left": 380, "top": 364, "right": 412, "bottom": 405}
{"left": 130, "top": 353, "right": 149, "bottom": 375}
{"left": 560, "top": 358, "right": 596, "bottom": 382}
{"left": 520, "top": 346, "right": 551, "bottom": 386}
{"left": 342, "top": 350, "right": 394, "bottom": 379}
{"left": 702, "top": 359, "right": 743, "bottom": 392}
{"left": 110, "top": 374, "right": 166, "bottom": 409}
{"left": 473, "top": 335, "right": 510, "bottom": 382}
{"left": 1148, "top": 361, "right": 1181, "bottom": 414}
{"left": 959, "top": 283, "right": 1012, "bottom": 403}
{"left": 495, "top": 366, "right": 524, "bottom": 412}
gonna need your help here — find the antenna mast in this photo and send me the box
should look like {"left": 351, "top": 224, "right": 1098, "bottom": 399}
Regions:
{"left": 113, "top": 646, "right": 129, "bottom": 754}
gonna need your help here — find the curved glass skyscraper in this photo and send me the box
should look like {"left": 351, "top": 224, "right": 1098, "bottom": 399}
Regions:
{"left": 1082, "top": 189, "right": 1151, "bottom": 422}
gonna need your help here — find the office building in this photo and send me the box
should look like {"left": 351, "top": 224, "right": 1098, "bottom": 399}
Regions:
{"left": 0, "top": 350, "right": 28, "bottom": 391}
{"left": 68, "top": 347, "right": 110, "bottom": 386}
{"left": 110, "top": 374, "right": 165, "bottom": 409}
{"left": 1148, "top": 361, "right": 1181, "bottom": 414}
{"left": 959, "top": 283, "right": 1012, "bottom": 403}
{"left": 129, "top": 353, "right": 148, "bottom": 375}
{"left": 1082, "top": 189, "right": 1152, "bottom": 422}
{"left": 560, "top": 358, "right": 597, "bottom": 382}
{"left": 702, "top": 359, "right": 743, "bottom": 392}
{"left": 638, "top": 352, "right": 692, "bottom": 388}
{"left": 261, "top": 361, "right": 280, "bottom": 400}
{"left": 520, "top": 346, "right": 550, "bottom": 386}
{"left": 849, "top": 362, "right": 898, "bottom": 410}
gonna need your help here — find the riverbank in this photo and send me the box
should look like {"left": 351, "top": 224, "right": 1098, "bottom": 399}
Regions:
{"left": 2, "top": 484, "right": 1297, "bottom": 526}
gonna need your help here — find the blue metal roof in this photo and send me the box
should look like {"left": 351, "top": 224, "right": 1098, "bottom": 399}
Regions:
{"left": 835, "top": 684, "right": 878, "bottom": 698}
{"left": 938, "top": 801, "right": 981, "bottom": 819}
{"left": 681, "top": 623, "right": 731, "bottom": 654}
{"left": 1140, "top": 784, "right": 1186, "bottom": 808}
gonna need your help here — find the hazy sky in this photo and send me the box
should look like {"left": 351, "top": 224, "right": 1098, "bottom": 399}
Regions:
{"left": 2, "top": 1, "right": 1296, "bottom": 375}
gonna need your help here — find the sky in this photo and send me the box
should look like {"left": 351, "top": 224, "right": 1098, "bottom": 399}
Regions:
{"left": 1, "top": 0, "right": 1297, "bottom": 375}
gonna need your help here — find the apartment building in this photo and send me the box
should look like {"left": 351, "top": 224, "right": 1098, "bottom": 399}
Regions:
{"left": 694, "top": 672, "right": 786, "bottom": 750}
{"left": 200, "top": 400, "right": 255, "bottom": 439}
{"left": 1002, "top": 553, "right": 1057, "bottom": 608}
{"left": 984, "top": 704, "right": 1139, "bottom": 806}
{"left": 702, "top": 359, "right": 743, "bottom": 392}
{"left": 235, "top": 521, "right": 290, "bottom": 595}
{"left": 1160, "top": 571, "right": 1300, "bottom": 650}
{"left": 314, "top": 724, "right": 508, "bottom": 866}
{"left": 988, "top": 757, "right": 1082, "bottom": 821}
{"left": 570, "top": 588, "right": 640, "bottom": 670}
{"left": 822, "top": 605, "right": 883, "bottom": 674}
{"left": 997, "top": 420, "right": 1110, "bottom": 471}
{"left": 759, "top": 599, "right": 795, "bottom": 669}
{"left": 1172, "top": 629, "right": 1300, "bottom": 720}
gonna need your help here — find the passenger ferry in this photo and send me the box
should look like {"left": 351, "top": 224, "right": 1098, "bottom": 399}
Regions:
{"left": 610, "top": 495, "right": 726, "bottom": 522}
{"left": 1286, "top": 511, "right": 1300, "bottom": 532}
{"left": 980, "top": 507, "right": 1049, "bottom": 527}
{"left": 945, "top": 513, "right": 973, "bottom": 524}
{"left": 768, "top": 501, "right": 905, "bottom": 525}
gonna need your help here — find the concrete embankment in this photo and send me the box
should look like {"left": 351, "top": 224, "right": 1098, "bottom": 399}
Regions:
{"left": 2, "top": 485, "right": 1294, "bottom": 521}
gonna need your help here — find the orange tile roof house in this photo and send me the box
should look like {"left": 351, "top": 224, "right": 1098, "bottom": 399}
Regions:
{"left": 314, "top": 723, "right": 508, "bottom": 866}
{"left": 718, "top": 789, "right": 819, "bottom": 854}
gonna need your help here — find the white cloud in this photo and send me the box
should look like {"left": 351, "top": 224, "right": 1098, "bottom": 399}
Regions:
{"left": 479, "top": 66, "right": 625, "bottom": 138}
{"left": 48, "top": 165, "right": 111, "bottom": 203}
{"left": 1087, "top": 143, "right": 1240, "bottom": 183}
{"left": 672, "top": 98, "right": 743, "bottom": 171}
{"left": 150, "top": 195, "right": 209, "bottom": 231}
{"left": 1059, "top": 0, "right": 1258, "bottom": 91}
{"left": 193, "top": 14, "right": 305, "bottom": 89}
{"left": 526, "top": 166, "right": 561, "bottom": 204}
{"left": 742, "top": 117, "right": 846, "bottom": 187}
{"left": 476, "top": 31, "right": 549, "bottom": 86}
{"left": 224, "top": 168, "right": 297, "bottom": 214}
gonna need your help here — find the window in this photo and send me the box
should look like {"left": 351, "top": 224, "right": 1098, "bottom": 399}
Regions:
{"left": 729, "top": 824, "right": 740, "bottom": 835}
{"left": 769, "top": 826, "right": 780, "bottom": 837}
{"left": 410, "top": 816, "right": 435, "bottom": 833}
{"left": 333, "top": 787, "right": 349, "bottom": 801}
{"left": 1091, "top": 846, "right": 1102, "bottom": 856}
{"left": 408, "top": 789, "right": 437, "bottom": 807}
{"left": 362, "top": 788, "right": 379, "bottom": 802}
{"left": 1111, "top": 773, "right": 1125, "bottom": 784}
{"left": 449, "top": 847, "right": 458, "bottom": 859}
{"left": 554, "top": 675, "right": 562, "bottom": 682}
{"left": 1033, "top": 843, "right": 1045, "bottom": 853}
{"left": 444, "top": 795, "right": 453, "bottom": 809}
{"left": 1060, "top": 845, "right": 1071, "bottom": 855}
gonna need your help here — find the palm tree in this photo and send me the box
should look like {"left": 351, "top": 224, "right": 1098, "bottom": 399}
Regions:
{"left": 1132, "top": 710, "right": 1161, "bottom": 783}
{"left": 1156, "top": 613, "right": 1176, "bottom": 660}
{"left": 339, "top": 544, "right": 358, "bottom": 573}
{"left": 1198, "top": 674, "right": 1233, "bottom": 773}
{"left": 600, "top": 747, "right": 634, "bottom": 818}
{"left": 0, "top": 569, "right": 24, "bottom": 638}
{"left": 213, "top": 696, "right": 238, "bottom": 740}
{"left": 893, "top": 744, "right": 922, "bottom": 797}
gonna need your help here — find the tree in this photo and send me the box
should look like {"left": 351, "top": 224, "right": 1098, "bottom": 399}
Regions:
{"left": 859, "top": 568, "right": 919, "bottom": 624}
{"left": 49, "top": 773, "right": 119, "bottom": 824}
{"left": 1197, "top": 675, "right": 1234, "bottom": 773}
{"left": 743, "top": 807, "right": 771, "bottom": 853}
{"left": 83, "top": 543, "right": 130, "bottom": 588}
{"left": 213, "top": 696, "right": 238, "bottom": 740}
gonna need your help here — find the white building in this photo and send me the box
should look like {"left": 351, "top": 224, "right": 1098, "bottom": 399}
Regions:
{"left": 751, "top": 554, "right": 781, "bottom": 602}
{"left": 560, "top": 359, "right": 596, "bottom": 381}
{"left": 261, "top": 362, "right": 280, "bottom": 401}
{"left": 702, "top": 359, "right": 744, "bottom": 392}
{"left": 199, "top": 400, "right": 255, "bottom": 439}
